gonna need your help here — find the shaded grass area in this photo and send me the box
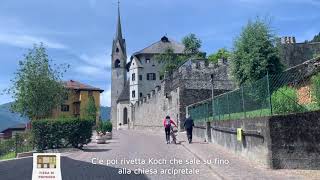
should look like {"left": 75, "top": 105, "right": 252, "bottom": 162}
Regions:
{"left": 194, "top": 108, "right": 271, "bottom": 122}
{"left": 0, "top": 151, "right": 15, "bottom": 160}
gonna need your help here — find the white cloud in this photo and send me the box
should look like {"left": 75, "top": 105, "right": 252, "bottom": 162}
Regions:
{"left": 0, "top": 16, "right": 68, "bottom": 49}
{"left": 74, "top": 65, "right": 106, "bottom": 78}
{"left": 100, "top": 88, "right": 111, "bottom": 106}
{"left": 0, "top": 33, "right": 67, "bottom": 49}
{"left": 79, "top": 53, "right": 111, "bottom": 68}
{"left": 73, "top": 51, "right": 111, "bottom": 79}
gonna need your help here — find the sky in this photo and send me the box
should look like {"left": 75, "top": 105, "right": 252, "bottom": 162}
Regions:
{"left": 0, "top": 0, "right": 319, "bottom": 106}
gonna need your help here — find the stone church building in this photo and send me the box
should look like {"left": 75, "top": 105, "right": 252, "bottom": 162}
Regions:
{"left": 110, "top": 5, "right": 188, "bottom": 129}
{"left": 110, "top": 5, "right": 235, "bottom": 130}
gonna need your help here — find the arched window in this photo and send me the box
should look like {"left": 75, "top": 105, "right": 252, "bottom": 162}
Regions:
{"left": 115, "top": 59, "right": 121, "bottom": 68}
{"left": 116, "top": 48, "right": 119, "bottom": 53}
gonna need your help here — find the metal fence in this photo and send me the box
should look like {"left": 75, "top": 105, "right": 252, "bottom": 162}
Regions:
{"left": 0, "top": 132, "right": 34, "bottom": 160}
{"left": 188, "top": 70, "right": 320, "bottom": 122}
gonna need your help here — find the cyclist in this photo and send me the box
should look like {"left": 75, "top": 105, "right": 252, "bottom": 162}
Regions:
{"left": 163, "top": 115, "right": 177, "bottom": 144}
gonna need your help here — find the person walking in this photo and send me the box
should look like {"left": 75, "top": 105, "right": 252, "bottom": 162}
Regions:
{"left": 184, "top": 114, "right": 194, "bottom": 143}
{"left": 163, "top": 115, "right": 177, "bottom": 144}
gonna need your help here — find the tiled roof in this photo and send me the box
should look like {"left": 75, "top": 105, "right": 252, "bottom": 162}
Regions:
{"left": 132, "top": 36, "right": 185, "bottom": 56}
{"left": 64, "top": 80, "right": 104, "bottom": 92}
{"left": 1, "top": 123, "right": 26, "bottom": 133}
{"left": 117, "top": 80, "right": 130, "bottom": 103}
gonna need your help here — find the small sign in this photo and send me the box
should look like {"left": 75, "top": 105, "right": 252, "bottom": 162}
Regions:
{"left": 32, "top": 153, "right": 62, "bottom": 180}
{"left": 237, "top": 128, "right": 242, "bottom": 141}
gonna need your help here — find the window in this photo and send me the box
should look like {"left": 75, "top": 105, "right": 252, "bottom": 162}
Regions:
{"left": 146, "top": 59, "right": 151, "bottom": 63}
{"left": 132, "top": 90, "right": 136, "bottom": 98}
{"left": 88, "top": 91, "right": 93, "bottom": 97}
{"left": 116, "top": 48, "right": 119, "bottom": 53}
{"left": 63, "top": 93, "right": 68, "bottom": 101}
{"left": 196, "top": 62, "right": 200, "bottom": 69}
{"left": 139, "top": 75, "right": 142, "bottom": 80}
{"left": 115, "top": 59, "right": 121, "bottom": 68}
{"left": 61, "top": 105, "right": 69, "bottom": 112}
{"left": 132, "top": 73, "right": 136, "bottom": 81}
{"left": 140, "top": 93, "right": 143, "bottom": 97}
{"left": 147, "top": 73, "right": 156, "bottom": 80}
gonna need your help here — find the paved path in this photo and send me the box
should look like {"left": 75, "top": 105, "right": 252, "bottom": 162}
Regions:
{"left": 0, "top": 130, "right": 318, "bottom": 180}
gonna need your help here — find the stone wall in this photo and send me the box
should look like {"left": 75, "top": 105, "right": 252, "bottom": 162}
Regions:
{"left": 269, "top": 111, "right": 320, "bottom": 169}
{"left": 280, "top": 42, "right": 320, "bottom": 68}
{"left": 210, "top": 117, "right": 272, "bottom": 167}
{"left": 132, "top": 59, "right": 235, "bottom": 131}
{"left": 132, "top": 86, "right": 217, "bottom": 131}
{"left": 192, "top": 111, "right": 320, "bottom": 169}
{"left": 132, "top": 86, "right": 165, "bottom": 131}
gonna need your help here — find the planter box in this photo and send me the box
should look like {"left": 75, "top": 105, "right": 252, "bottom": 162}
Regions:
{"left": 96, "top": 135, "right": 107, "bottom": 144}
{"left": 105, "top": 132, "right": 112, "bottom": 140}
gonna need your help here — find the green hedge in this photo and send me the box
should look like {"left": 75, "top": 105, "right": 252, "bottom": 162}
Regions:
{"left": 311, "top": 73, "right": 320, "bottom": 107}
{"left": 32, "top": 118, "right": 94, "bottom": 150}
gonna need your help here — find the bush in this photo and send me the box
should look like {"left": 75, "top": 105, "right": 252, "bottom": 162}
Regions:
{"left": 32, "top": 118, "right": 94, "bottom": 150}
{"left": 104, "top": 121, "right": 112, "bottom": 132}
{"left": 311, "top": 73, "right": 320, "bottom": 107}
{"left": 96, "top": 121, "right": 112, "bottom": 135}
{"left": 271, "top": 86, "right": 303, "bottom": 114}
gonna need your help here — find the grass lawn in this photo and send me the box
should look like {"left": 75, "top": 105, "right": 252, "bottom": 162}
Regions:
{"left": 193, "top": 108, "right": 272, "bottom": 122}
{"left": 0, "top": 151, "right": 16, "bottom": 160}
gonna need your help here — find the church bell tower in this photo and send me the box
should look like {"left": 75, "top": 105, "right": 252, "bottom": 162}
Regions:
{"left": 111, "top": 1, "right": 127, "bottom": 128}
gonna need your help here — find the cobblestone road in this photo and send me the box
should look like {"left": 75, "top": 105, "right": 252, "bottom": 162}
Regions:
{"left": 0, "top": 130, "right": 318, "bottom": 180}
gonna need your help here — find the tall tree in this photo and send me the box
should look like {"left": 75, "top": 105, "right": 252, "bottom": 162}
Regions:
{"left": 6, "top": 43, "right": 69, "bottom": 120}
{"left": 231, "top": 18, "right": 283, "bottom": 85}
{"left": 207, "top": 48, "right": 230, "bottom": 64}
{"left": 85, "top": 95, "right": 97, "bottom": 122}
{"left": 182, "top": 33, "right": 204, "bottom": 58}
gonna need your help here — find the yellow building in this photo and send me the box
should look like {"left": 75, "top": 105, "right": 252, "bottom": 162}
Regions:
{"left": 52, "top": 80, "right": 104, "bottom": 123}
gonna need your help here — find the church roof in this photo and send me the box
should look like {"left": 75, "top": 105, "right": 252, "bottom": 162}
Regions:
{"left": 132, "top": 36, "right": 185, "bottom": 56}
{"left": 117, "top": 80, "right": 130, "bottom": 103}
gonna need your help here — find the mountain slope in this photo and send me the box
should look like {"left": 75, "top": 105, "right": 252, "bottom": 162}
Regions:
{"left": 0, "top": 102, "right": 29, "bottom": 132}
{"left": 100, "top": 106, "right": 111, "bottom": 121}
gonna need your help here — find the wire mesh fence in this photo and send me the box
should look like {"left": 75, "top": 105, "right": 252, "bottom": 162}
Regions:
{"left": 0, "top": 132, "right": 34, "bottom": 160}
{"left": 188, "top": 70, "right": 320, "bottom": 122}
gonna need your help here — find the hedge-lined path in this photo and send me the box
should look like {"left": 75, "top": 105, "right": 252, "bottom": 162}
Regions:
{"left": 0, "top": 130, "right": 318, "bottom": 180}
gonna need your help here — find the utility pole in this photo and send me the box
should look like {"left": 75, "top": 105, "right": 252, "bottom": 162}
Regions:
{"left": 211, "top": 74, "right": 215, "bottom": 120}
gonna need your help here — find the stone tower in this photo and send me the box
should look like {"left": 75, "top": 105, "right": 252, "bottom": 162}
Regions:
{"left": 111, "top": 3, "right": 127, "bottom": 128}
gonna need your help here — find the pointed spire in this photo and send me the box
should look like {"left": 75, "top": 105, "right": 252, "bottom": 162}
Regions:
{"left": 115, "top": 0, "right": 123, "bottom": 41}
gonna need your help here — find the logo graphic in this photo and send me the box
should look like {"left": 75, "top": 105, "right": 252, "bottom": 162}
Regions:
{"left": 37, "top": 155, "right": 57, "bottom": 169}
{"left": 32, "top": 153, "right": 62, "bottom": 180}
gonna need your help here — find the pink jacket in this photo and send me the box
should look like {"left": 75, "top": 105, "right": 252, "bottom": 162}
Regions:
{"left": 163, "top": 119, "right": 177, "bottom": 128}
